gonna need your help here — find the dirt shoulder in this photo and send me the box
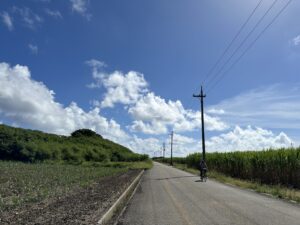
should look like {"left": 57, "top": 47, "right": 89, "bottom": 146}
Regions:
{"left": 0, "top": 169, "right": 140, "bottom": 225}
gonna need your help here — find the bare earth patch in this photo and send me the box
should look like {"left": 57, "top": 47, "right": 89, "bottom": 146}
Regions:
{"left": 0, "top": 169, "right": 140, "bottom": 225}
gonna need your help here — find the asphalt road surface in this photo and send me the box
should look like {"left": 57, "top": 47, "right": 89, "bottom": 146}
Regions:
{"left": 117, "top": 162, "right": 300, "bottom": 225}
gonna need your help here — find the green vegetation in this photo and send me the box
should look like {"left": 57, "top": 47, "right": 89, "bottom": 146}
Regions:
{"left": 0, "top": 160, "right": 152, "bottom": 211}
{"left": 0, "top": 161, "right": 124, "bottom": 211}
{"left": 168, "top": 162, "right": 300, "bottom": 203}
{"left": 187, "top": 149, "right": 300, "bottom": 189}
{"left": 0, "top": 124, "right": 148, "bottom": 163}
{"left": 155, "top": 148, "right": 300, "bottom": 189}
{"left": 155, "top": 148, "right": 300, "bottom": 203}
{"left": 0, "top": 124, "right": 152, "bottom": 212}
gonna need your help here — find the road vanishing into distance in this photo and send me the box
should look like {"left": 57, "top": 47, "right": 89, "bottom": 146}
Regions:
{"left": 117, "top": 162, "right": 300, "bottom": 225}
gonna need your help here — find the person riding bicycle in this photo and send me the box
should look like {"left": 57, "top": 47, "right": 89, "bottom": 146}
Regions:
{"left": 199, "top": 159, "right": 208, "bottom": 180}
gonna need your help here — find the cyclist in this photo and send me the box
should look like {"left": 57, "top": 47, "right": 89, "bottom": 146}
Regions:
{"left": 199, "top": 159, "right": 208, "bottom": 181}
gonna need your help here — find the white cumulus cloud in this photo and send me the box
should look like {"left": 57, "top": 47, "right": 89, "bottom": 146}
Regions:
{"left": 129, "top": 92, "right": 185, "bottom": 123}
{"left": 128, "top": 92, "right": 228, "bottom": 134}
{"left": 206, "top": 126, "right": 293, "bottom": 152}
{"left": 85, "top": 60, "right": 295, "bottom": 154}
{"left": 207, "top": 108, "right": 225, "bottom": 115}
{"left": 0, "top": 61, "right": 295, "bottom": 157}
{"left": 129, "top": 120, "right": 168, "bottom": 135}
{"left": 165, "top": 127, "right": 294, "bottom": 156}
{"left": 87, "top": 60, "right": 148, "bottom": 108}
{"left": 101, "top": 71, "right": 148, "bottom": 108}
{"left": 127, "top": 135, "right": 161, "bottom": 155}
{"left": 0, "top": 62, "right": 128, "bottom": 143}
{"left": 87, "top": 61, "right": 228, "bottom": 135}
{"left": 177, "top": 110, "right": 228, "bottom": 132}
{"left": 132, "top": 126, "right": 294, "bottom": 157}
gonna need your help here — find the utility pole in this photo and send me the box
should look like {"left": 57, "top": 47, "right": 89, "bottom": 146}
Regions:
{"left": 170, "top": 131, "right": 174, "bottom": 166}
{"left": 163, "top": 142, "right": 166, "bottom": 158}
{"left": 193, "top": 86, "right": 206, "bottom": 161}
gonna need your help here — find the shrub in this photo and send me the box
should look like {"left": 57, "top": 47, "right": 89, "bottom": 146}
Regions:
{"left": 71, "top": 129, "right": 102, "bottom": 138}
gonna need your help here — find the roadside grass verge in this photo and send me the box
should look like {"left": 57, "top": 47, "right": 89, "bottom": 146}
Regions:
{"left": 171, "top": 163, "right": 300, "bottom": 204}
{"left": 0, "top": 160, "right": 152, "bottom": 211}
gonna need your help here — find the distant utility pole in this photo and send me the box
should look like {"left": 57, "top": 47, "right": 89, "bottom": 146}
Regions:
{"left": 170, "top": 131, "right": 174, "bottom": 166}
{"left": 163, "top": 142, "right": 166, "bottom": 158}
{"left": 193, "top": 86, "right": 206, "bottom": 161}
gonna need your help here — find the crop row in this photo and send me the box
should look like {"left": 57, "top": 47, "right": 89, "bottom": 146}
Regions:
{"left": 156, "top": 148, "right": 300, "bottom": 188}
{"left": 0, "top": 161, "right": 126, "bottom": 211}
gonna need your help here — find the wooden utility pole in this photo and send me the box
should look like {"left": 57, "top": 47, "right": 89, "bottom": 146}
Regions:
{"left": 193, "top": 86, "right": 206, "bottom": 161}
{"left": 170, "top": 131, "right": 174, "bottom": 166}
{"left": 163, "top": 142, "right": 166, "bottom": 158}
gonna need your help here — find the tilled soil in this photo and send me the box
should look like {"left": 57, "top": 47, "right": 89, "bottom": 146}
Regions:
{"left": 0, "top": 169, "right": 140, "bottom": 225}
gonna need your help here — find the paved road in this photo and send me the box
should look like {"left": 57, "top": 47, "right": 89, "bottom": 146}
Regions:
{"left": 117, "top": 162, "right": 300, "bottom": 225}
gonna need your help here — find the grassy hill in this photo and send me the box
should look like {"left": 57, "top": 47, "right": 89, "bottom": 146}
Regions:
{"left": 0, "top": 124, "right": 148, "bottom": 163}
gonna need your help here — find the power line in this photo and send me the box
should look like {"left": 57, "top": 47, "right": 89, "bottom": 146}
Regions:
{"left": 205, "top": 0, "right": 279, "bottom": 90}
{"left": 206, "top": 0, "right": 293, "bottom": 94}
{"left": 201, "top": 0, "right": 263, "bottom": 86}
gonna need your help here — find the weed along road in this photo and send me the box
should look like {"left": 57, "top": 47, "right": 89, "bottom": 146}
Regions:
{"left": 117, "top": 162, "right": 300, "bottom": 225}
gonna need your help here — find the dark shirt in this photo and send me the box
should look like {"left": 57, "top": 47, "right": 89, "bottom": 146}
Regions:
{"left": 199, "top": 161, "right": 207, "bottom": 170}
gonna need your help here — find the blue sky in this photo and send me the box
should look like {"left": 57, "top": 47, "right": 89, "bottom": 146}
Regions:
{"left": 0, "top": 0, "right": 299, "bottom": 156}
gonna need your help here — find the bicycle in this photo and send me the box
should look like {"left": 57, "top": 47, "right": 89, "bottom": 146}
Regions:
{"left": 200, "top": 168, "right": 207, "bottom": 182}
